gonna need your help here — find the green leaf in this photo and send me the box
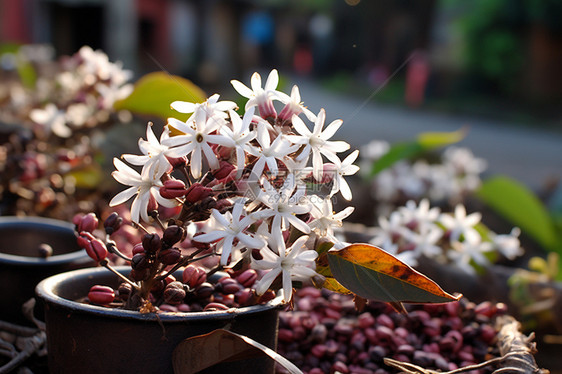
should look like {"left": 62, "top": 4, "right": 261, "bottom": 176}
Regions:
{"left": 476, "top": 176, "right": 557, "bottom": 251}
{"left": 113, "top": 72, "right": 206, "bottom": 121}
{"left": 327, "top": 244, "right": 460, "bottom": 303}
{"left": 172, "top": 329, "right": 302, "bottom": 374}
{"left": 370, "top": 128, "right": 467, "bottom": 176}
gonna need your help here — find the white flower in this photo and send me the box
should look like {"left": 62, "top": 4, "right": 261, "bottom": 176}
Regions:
{"left": 328, "top": 150, "right": 360, "bottom": 201}
{"left": 308, "top": 196, "right": 354, "bottom": 242}
{"left": 287, "top": 109, "right": 350, "bottom": 181}
{"left": 253, "top": 173, "right": 311, "bottom": 237}
{"left": 491, "top": 227, "right": 523, "bottom": 260}
{"left": 170, "top": 94, "right": 236, "bottom": 120}
{"left": 439, "top": 204, "right": 482, "bottom": 243}
{"left": 231, "top": 69, "right": 285, "bottom": 118}
{"left": 122, "top": 123, "right": 173, "bottom": 180}
{"left": 220, "top": 108, "right": 257, "bottom": 178}
{"left": 371, "top": 211, "right": 407, "bottom": 247}
{"left": 247, "top": 122, "right": 299, "bottom": 178}
{"left": 277, "top": 85, "right": 316, "bottom": 122}
{"left": 109, "top": 158, "right": 177, "bottom": 223}
{"left": 253, "top": 234, "right": 319, "bottom": 302}
{"left": 164, "top": 110, "right": 235, "bottom": 178}
{"left": 398, "top": 199, "right": 440, "bottom": 229}
{"left": 448, "top": 238, "right": 494, "bottom": 274}
{"left": 29, "top": 103, "right": 71, "bottom": 138}
{"left": 401, "top": 223, "right": 444, "bottom": 260}
{"left": 193, "top": 202, "right": 265, "bottom": 265}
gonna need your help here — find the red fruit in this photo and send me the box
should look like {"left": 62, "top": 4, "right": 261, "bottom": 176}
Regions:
{"left": 184, "top": 183, "right": 213, "bottom": 204}
{"left": 160, "top": 179, "right": 188, "bottom": 199}
{"left": 77, "top": 213, "right": 99, "bottom": 233}
{"left": 182, "top": 265, "right": 207, "bottom": 288}
{"left": 88, "top": 285, "right": 115, "bottom": 305}
{"left": 77, "top": 232, "right": 108, "bottom": 262}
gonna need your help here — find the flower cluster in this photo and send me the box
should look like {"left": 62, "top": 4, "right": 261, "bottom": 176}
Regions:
{"left": 370, "top": 199, "right": 523, "bottom": 274}
{"left": 0, "top": 45, "right": 133, "bottom": 218}
{"left": 79, "top": 69, "right": 359, "bottom": 308}
{"left": 360, "top": 140, "right": 487, "bottom": 216}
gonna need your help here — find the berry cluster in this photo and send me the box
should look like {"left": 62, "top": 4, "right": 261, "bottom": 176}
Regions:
{"left": 276, "top": 288, "right": 506, "bottom": 374}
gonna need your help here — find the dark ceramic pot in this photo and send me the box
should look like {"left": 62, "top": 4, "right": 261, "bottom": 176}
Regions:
{"left": 0, "top": 216, "right": 93, "bottom": 324}
{"left": 36, "top": 266, "right": 284, "bottom": 374}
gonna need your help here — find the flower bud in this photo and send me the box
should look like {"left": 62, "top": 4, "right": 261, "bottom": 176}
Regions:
{"left": 163, "top": 225, "right": 185, "bottom": 246}
{"left": 218, "top": 278, "right": 242, "bottom": 295}
{"left": 166, "top": 155, "right": 187, "bottom": 169}
{"left": 184, "top": 183, "right": 213, "bottom": 204}
{"left": 132, "top": 243, "right": 145, "bottom": 255}
{"left": 104, "top": 212, "right": 123, "bottom": 235}
{"left": 163, "top": 281, "right": 186, "bottom": 305}
{"left": 142, "top": 233, "right": 161, "bottom": 254}
{"left": 131, "top": 253, "right": 150, "bottom": 270}
{"left": 160, "top": 179, "right": 188, "bottom": 199}
{"left": 77, "top": 213, "right": 99, "bottom": 233}
{"left": 77, "top": 232, "right": 108, "bottom": 262}
{"left": 88, "top": 285, "right": 115, "bottom": 305}
{"left": 182, "top": 265, "right": 207, "bottom": 288}
{"left": 157, "top": 247, "right": 181, "bottom": 265}
{"left": 212, "top": 160, "right": 235, "bottom": 181}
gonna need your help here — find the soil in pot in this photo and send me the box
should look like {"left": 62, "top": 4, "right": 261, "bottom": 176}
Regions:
{"left": 0, "top": 216, "right": 93, "bottom": 324}
{"left": 36, "top": 266, "right": 284, "bottom": 374}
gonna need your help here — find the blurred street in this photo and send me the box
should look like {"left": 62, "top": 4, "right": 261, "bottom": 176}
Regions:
{"left": 295, "top": 76, "right": 561, "bottom": 191}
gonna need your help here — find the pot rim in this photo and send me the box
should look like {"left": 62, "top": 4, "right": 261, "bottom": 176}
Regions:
{"left": 0, "top": 216, "right": 90, "bottom": 266}
{"left": 36, "top": 266, "right": 286, "bottom": 322}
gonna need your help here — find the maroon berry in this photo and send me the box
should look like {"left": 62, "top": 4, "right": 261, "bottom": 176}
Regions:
{"left": 203, "top": 302, "right": 229, "bottom": 311}
{"left": 163, "top": 225, "right": 185, "bottom": 246}
{"left": 77, "top": 232, "right": 108, "bottom": 262}
{"left": 104, "top": 212, "right": 123, "bottom": 235}
{"left": 236, "top": 269, "right": 258, "bottom": 288}
{"left": 88, "top": 285, "right": 115, "bottom": 305}
{"left": 77, "top": 213, "right": 98, "bottom": 233}
{"left": 157, "top": 247, "right": 181, "bottom": 265}
{"left": 182, "top": 265, "right": 207, "bottom": 288}
{"left": 163, "top": 281, "right": 186, "bottom": 305}
{"left": 160, "top": 179, "right": 188, "bottom": 199}
{"left": 142, "top": 233, "right": 161, "bottom": 253}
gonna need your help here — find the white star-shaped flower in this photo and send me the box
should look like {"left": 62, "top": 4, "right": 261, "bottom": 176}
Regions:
{"left": 164, "top": 110, "right": 235, "bottom": 178}
{"left": 439, "top": 204, "right": 482, "bottom": 243}
{"left": 170, "top": 93, "right": 237, "bottom": 120}
{"left": 328, "top": 150, "right": 360, "bottom": 201}
{"left": 193, "top": 202, "right": 265, "bottom": 265}
{"left": 308, "top": 196, "right": 354, "bottom": 242}
{"left": 247, "top": 122, "right": 299, "bottom": 178}
{"left": 122, "top": 123, "right": 173, "bottom": 180}
{"left": 109, "top": 158, "right": 177, "bottom": 223}
{"left": 287, "top": 109, "right": 350, "bottom": 181}
{"left": 220, "top": 108, "right": 257, "bottom": 178}
{"left": 29, "top": 103, "right": 71, "bottom": 138}
{"left": 252, "top": 173, "right": 311, "bottom": 237}
{"left": 277, "top": 85, "right": 316, "bottom": 123}
{"left": 253, "top": 234, "right": 319, "bottom": 302}
{"left": 231, "top": 69, "right": 285, "bottom": 118}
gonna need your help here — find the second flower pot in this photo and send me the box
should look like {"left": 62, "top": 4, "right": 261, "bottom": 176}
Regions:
{"left": 36, "top": 266, "right": 284, "bottom": 374}
{"left": 0, "top": 216, "right": 93, "bottom": 324}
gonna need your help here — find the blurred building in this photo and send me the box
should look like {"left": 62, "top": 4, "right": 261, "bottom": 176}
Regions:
{"left": 2, "top": 0, "right": 561, "bottom": 103}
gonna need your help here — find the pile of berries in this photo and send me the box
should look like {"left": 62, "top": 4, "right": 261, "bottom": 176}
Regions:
{"left": 85, "top": 266, "right": 277, "bottom": 312}
{"left": 277, "top": 288, "right": 507, "bottom": 374}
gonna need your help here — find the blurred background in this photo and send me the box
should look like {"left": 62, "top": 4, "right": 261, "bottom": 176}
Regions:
{"left": 1, "top": 0, "right": 561, "bottom": 190}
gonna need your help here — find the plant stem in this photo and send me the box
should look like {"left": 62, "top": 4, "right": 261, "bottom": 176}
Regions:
{"left": 100, "top": 260, "right": 140, "bottom": 290}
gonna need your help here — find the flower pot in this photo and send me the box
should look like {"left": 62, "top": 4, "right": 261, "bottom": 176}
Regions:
{"left": 0, "top": 216, "right": 93, "bottom": 324}
{"left": 36, "top": 266, "right": 284, "bottom": 374}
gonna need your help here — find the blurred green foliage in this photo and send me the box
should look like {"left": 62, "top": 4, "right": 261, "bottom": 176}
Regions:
{"left": 446, "top": 0, "right": 562, "bottom": 95}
